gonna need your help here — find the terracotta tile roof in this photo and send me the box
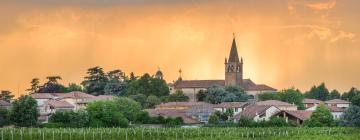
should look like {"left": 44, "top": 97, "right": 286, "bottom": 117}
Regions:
{"left": 278, "top": 110, "right": 313, "bottom": 121}
{"left": 186, "top": 104, "right": 216, "bottom": 116}
{"left": 46, "top": 100, "right": 74, "bottom": 108}
{"left": 303, "top": 98, "right": 322, "bottom": 104}
{"left": 325, "top": 99, "right": 350, "bottom": 104}
{"left": 0, "top": 100, "right": 11, "bottom": 106}
{"left": 54, "top": 91, "right": 96, "bottom": 99}
{"left": 214, "top": 102, "right": 248, "bottom": 108}
{"left": 256, "top": 100, "right": 295, "bottom": 106}
{"left": 246, "top": 84, "right": 277, "bottom": 91}
{"left": 145, "top": 109, "right": 200, "bottom": 124}
{"left": 233, "top": 105, "right": 273, "bottom": 119}
{"left": 156, "top": 102, "right": 211, "bottom": 108}
{"left": 96, "top": 95, "right": 115, "bottom": 100}
{"left": 327, "top": 106, "right": 345, "bottom": 112}
{"left": 31, "top": 93, "right": 55, "bottom": 99}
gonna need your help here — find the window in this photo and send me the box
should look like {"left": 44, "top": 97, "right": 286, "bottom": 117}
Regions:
{"left": 235, "top": 108, "right": 239, "bottom": 112}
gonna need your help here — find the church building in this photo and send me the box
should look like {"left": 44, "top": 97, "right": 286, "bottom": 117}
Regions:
{"left": 169, "top": 36, "right": 276, "bottom": 101}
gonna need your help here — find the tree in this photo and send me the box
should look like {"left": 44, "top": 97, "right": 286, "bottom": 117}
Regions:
{"left": 196, "top": 90, "right": 207, "bottom": 101}
{"left": 26, "top": 78, "right": 40, "bottom": 94}
{"left": 82, "top": 66, "right": 109, "bottom": 96}
{"left": 307, "top": 83, "right": 330, "bottom": 101}
{"left": 66, "top": 83, "right": 83, "bottom": 92}
{"left": 11, "top": 95, "right": 39, "bottom": 127}
{"left": 49, "top": 110, "right": 89, "bottom": 128}
{"left": 38, "top": 76, "right": 67, "bottom": 93}
{"left": 208, "top": 114, "right": 220, "bottom": 124}
{"left": 104, "top": 70, "right": 127, "bottom": 96}
{"left": 167, "top": 90, "right": 189, "bottom": 102}
{"left": 351, "top": 95, "right": 360, "bottom": 106}
{"left": 278, "top": 88, "right": 304, "bottom": 108}
{"left": 237, "top": 117, "right": 256, "bottom": 127}
{"left": 204, "top": 85, "right": 249, "bottom": 104}
{"left": 125, "top": 73, "right": 169, "bottom": 97}
{"left": 341, "top": 105, "right": 360, "bottom": 127}
{"left": 342, "top": 87, "right": 359, "bottom": 101}
{"left": 0, "top": 90, "right": 14, "bottom": 102}
{"left": 86, "top": 100, "right": 129, "bottom": 127}
{"left": 146, "top": 95, "right": 161, "bottom": 108}
{"left": 113, "top": 97, "right": 142, "bottom": 122}
{"left": 258, "top": 92, "right": 281, "bottom": 101}
{"left": 304, "top": 103, "right": 334, "bottom": 127}
{"left": 0, "top": 108, "right": 11, "bottom": 126}
{"left": 129, "top": 94, "right": 147, "bottom": 108}
{"left": 329, "top": 89, "right": 341, "bottom": 99}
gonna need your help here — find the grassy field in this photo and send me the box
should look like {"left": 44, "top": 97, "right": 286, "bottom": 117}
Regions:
{"left": 0, "top": 127, "right": 359, "bottom": 140}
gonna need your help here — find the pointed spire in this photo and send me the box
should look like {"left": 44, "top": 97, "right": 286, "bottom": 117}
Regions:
{"left": 228, "top": 34, "right": 240, "bottom": 62}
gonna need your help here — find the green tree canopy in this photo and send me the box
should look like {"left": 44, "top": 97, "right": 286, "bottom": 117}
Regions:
{"left": 81, "top": 66, "right": 109, "bottom": 96}
{"left": 351, "top": 94, "right": 360, "bottom": 106}
{"left": 11, "top": 95, "right": 39, "bottom": 127}
{"left": 342, "top": 87, "right": 359, "bottom": 101}
{"left": 167, "top": 90, "right": 189, "bottom": 102}
{"left": 258, "top": 92, "right": 281, "bottom": 101}
{"left": 196, "top": 89, "right": 207, "bottom": 102}
{"left": 329, "top": 89, "right": 341, "bottom": 100}
{"left": 204, "top": 85, "right": 249, "bottom": 104}
{"left": 304, "top": 103, "right": 334, "bottom": 127}
{"left": 125, "top": 73, "right": 169, "bottom": 97}
{"left": 86, "top": 100, "right": 129, "bottom": 127}
{"left": 145, "top": 95, "right": 161, "bottom": 108}
{"left": 306, "top": 83, "right": 330, "bottom": 101}
{"left": 38, "top": 76, "right": 67, "bottom": 93}
{"left": 341, "top": 105, "right": 360, "bottom": 127}
{"left": 26, "top": 78, "right": 40, "bottom": 94}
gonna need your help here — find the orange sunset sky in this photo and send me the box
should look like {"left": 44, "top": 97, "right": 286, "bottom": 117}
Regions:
{"left": 0, "top": 0, "right": 359, "bottom": 96}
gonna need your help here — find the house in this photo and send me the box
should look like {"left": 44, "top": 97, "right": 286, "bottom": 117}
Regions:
{"left": 325, "top": 99, "right": 350, "bottom": 108}
{"left": 156, "top": 102, "right": 211, "bottom": 110}
{"left": 30, "top": 93, "right": 55, "bottom": 107}
{"left": 306, "top": 105, "right": 345, "bottom": 120}
{"left": 273, "top": 110, "right": 313, "bottom": 125}
{"left": 43, "top": 99, "right": 75, "bottom": 114}
{"left": 256, "top": 100, "right": 297, "bottom": 111}
{"left": 0, "top": 100, "right": 11, "bottom": 109}
{"left": 186, "top": 103, "right": 216, "bottom": 123}
{"left": 233, "top": 105, "right": 281, "bottom": 122}
{"left": 213, "top": 102, "right": 249, "bottom": 115}
{"left": 302, "top": 98, "right": 321, "bottom": 108}
{"left": 53, "top": 91, "right": 96, "bottom": 109}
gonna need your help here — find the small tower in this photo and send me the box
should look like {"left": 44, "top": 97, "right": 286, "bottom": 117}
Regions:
{"left": 225, "top": 34, "right": 243, "bottom": 87}
{"left": 155, "top": 67, "right": 163, "bottom": 80}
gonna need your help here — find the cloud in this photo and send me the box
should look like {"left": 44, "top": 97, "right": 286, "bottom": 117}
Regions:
{"left": 305, "top": 0, "right": 336, "bottom": 10}
{"left": 273, "top": 24, "right": 356, "bottom": 43}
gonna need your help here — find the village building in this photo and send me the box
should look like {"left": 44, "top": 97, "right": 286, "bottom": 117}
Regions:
{"left": 31, "top": 92, "right": 115, "bottom": 123}
{"left": 302, "top": 98, "right": 322, "bottom": 109}
{"left": 306, "top": 105, "right": 346, "bottom": 120}
{"left": 273, "top": 110, "right": 313, "bottom": 125}
{"left": 213, "top": 102, "right": 249, "bottom": 115}
{"left": 325, "top": 99, "right": 350, "bottom": 108}
{"left": 0, "top": 100, "right": 11, "bottom": 109}
{"left": 256, "top": 100, "right": 297, "bottom": 111}
{"left": 233, "top": 105, "right": 281, "bottom": 122}
{"left": 169, "top": 36, "right": 276, "bottom": 101}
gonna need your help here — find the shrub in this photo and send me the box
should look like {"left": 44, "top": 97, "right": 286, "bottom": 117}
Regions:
{"left": 0, "top": 108, "right": 11, "bottom": 126}
{"left": 41, "top": 123, "right": 62, "bottom": 128}
{"left": 304, "top": 104, "right": 334, "bottom": 127}
{"left": 208, "top": 114, "right": 220, "bottom": 124}
{"left": 237, "top": 117, "right": 257, "bottom": 127}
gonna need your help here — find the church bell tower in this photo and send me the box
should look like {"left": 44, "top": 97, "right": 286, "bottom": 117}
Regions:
{"left": 225, "top": 34, "right": 243, "bottom": 87}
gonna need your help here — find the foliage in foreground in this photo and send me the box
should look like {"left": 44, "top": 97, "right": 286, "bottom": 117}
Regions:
{"left": 0, "top": 127, "right": 359, "bottom": 140}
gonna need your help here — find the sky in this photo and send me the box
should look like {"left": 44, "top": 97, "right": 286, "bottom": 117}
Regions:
{"left": 0, "top": 0, "right": 359, "bottom": 96}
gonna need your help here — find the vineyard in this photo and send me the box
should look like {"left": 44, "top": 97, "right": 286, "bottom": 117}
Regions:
{"left": 0, "top": 127, "right": 359, "bottom": 140}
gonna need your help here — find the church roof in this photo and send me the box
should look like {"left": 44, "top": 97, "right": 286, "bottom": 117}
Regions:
{"left": 228, "top": 37, "right": 240, "bottom": 63}
{"left": 173, "top": 79, "right": 276, "bottom": 91}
